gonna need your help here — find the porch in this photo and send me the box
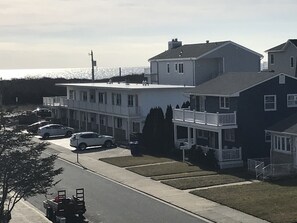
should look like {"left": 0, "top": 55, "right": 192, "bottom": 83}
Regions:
{"left": 175, "top": 138, "right": 243, "bottom": 169}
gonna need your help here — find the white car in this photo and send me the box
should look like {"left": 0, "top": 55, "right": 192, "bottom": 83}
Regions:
{"left": 70, "top": 132, "right": 115, "bottom": 150}
{"left": 37, "top": 124, "right": 74, "bottom": 139}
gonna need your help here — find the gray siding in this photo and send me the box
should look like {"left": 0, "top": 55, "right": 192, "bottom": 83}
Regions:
{"left": 195, "top": 58, "right": 221, "bottom": 85}
{"left": 206, "top": 43, "right": 261, "bottom": 72}
{"left": 268, "top": 44, "right": 297, "bottom": 76}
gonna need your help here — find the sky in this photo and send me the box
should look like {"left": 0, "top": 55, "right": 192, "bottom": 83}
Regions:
{"left": 0, "top": 0, "right": 296, "bottom": 69}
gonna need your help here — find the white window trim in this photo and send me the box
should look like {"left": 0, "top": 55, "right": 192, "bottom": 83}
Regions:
{"left": 290, "top": 57, "right": 294, "bottom": 68}
{"left": 265, "top": 131, "right": 271, "bottom": 142}
{"left": 287, "top": 94, "right": 297, "bottom": 108}
{"left": 178, "top": 63, "right": 184, "bottom": 74}
{"left": 264, "top": 95, "right": 276, "bottom": 111}
{"left": 270, "top": 54, "right": 274, "bottom": 65}
{"left": 273, "top": 135, "right": 291, "bottom": 153}
{"left": 167, "top": 63, "right": 170, "bottom": 74}
{"left": 219, "top": 97, "right": 230, "bottom": 109}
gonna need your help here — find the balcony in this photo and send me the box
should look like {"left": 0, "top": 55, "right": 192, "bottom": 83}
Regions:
{"left": 44, "top": 97, "right": 141, "bottom": 117}
{"left": 173, "top": 109, "right": 237, "bottom": 127}
{"left": 43, "top": 96, "right": 67, "bottom": 107}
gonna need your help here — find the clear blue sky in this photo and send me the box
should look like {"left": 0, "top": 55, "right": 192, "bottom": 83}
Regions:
{"left": 0, "top": 0, "right": 296, "bottom": 69}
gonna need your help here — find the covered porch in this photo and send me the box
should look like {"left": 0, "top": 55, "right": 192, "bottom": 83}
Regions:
{"left": 174, "top": 124, "right": 243, "bottom": 169}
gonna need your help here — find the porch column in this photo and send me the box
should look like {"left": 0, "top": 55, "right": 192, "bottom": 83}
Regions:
{"left": 193, "top": 129, "right": 197, "bottom": 145}
{"left": 78, "top": 111, "right": 81, "bottom": 130}
{"left": 218, "top": 129, "right": 223, "bottom": 162}
{"left": 126, "top": 118, "right": 130, "bottom": 141}
{"left": 85, "top": 112, "right": 88, "bottom": 131}
{"left": 112, "top": 116, "right": 115, "bottom": 137}
{"left": 67, "top": 109, "right": 70, "bottom": 127}
{"left": 187, "top": 127, "right": 191, "bottom": 149}
{"left": 174, "top": 124, "right": 177, "bottom": 147}
{"left": 97, "top": 114, "right": 101, "bottom": 134}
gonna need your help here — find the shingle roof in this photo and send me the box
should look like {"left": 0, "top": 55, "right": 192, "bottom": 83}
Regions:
{"left": 267, "top": 113, "right": 297, "bottom": 135}
{"left": 149, "top": 41, "right": 230, "bottom": 60}
{"left": 187, "top": 72, "right": 279, "bottom": 96}
{"left": 266, "top": 39, "right": 297, "bottom": 52}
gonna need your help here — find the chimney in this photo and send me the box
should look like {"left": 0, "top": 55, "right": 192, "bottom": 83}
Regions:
{"left": 206, "top": 40, "right": 209, "bottom": 43}
{"left": 168, "top": 38, "right": 182, "bottom": 50}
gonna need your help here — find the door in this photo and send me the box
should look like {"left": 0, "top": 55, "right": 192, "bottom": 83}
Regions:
{"left": 196, "top": 96, "right": 205, "bottom": 112}
{"left": 209, "top": 132, "right": 217, "bottom": 148}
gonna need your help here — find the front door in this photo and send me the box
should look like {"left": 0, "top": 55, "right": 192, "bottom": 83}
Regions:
{"left": 209, "top": 132, "right": 217, "bottom": 148}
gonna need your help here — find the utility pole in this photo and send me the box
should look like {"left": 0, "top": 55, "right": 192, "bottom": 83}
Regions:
{"left": 89, "top": 50, "right": 97, "bottom": 81}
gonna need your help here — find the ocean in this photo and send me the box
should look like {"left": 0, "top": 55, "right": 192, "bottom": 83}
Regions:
{"left": 0, "top": 66, "right": 149, "bottom": 80}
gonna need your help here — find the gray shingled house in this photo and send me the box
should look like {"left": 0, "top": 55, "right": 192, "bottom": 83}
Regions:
{"left": 266, "top": 39, "right": 297, "bottom": 77}
{"left": 147, "top": 39, "right": 263, "bottom": 86}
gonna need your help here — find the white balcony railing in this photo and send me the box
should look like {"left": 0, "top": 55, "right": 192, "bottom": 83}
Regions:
{"left": 173, "top": 109, "right": 237, "bottom": 126}
{"left": 200, "top": 145, "right": 242, "bottom": 162}
{"left": 43, "top": 96, "right": 67, "bottom": 107}
{"left": 44, "top": 97, "right": 141, "bottom": 117}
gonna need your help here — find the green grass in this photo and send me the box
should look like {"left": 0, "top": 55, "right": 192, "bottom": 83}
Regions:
{"left": 162, "top": 174, "right": 248, "bottom": 190}
{"left": 152, "top": 170, "right": 217, "bottom": 181}
{"left": 191, "top": 178, "right": 297, "bottom": 223}
{"left": 99, "top": 155, "right": 173, "bottom": 167}
{"left": 127, "top": 162, "right": 202, "bottom": 177}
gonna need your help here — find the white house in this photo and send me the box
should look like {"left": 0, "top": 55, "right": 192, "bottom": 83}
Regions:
{"left": 147, "top": 39, "right": 263, "bottom": 86}
{"left": 43, "top": 81, "right": 194, "bottom": 143}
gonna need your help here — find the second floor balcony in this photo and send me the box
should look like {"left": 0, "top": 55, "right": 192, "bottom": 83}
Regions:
{"left": 43, "top": 97, "right": 141, "bottom": 117}
{"left": 173, "top": 109, "right": 237, "bottom": 127}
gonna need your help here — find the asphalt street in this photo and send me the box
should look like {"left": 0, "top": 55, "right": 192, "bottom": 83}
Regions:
{"left": 28, "top": 154, "right": 208, "bottom": 223}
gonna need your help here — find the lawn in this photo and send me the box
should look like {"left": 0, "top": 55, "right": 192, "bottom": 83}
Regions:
{"left": 162, "top": 174, "right": 248, "bottom": 190}
{"left": 127, "top": 162, "right": 202, "bottom": 177}
{"left": 152, "top": 170, "right": 217, "bottom": 181}
{"left": 99, "top": 155, "right": 173, "bottom": 167}
{"left": 191, "top": 179, "right": 297, "bottom": 223}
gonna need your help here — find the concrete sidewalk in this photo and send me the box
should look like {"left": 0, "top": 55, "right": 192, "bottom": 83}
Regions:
{"left": 10, "top": 199, "right": 51, "bottom": 223}
{"left": 47, "top": 141, "right": 269, "bottom": 223}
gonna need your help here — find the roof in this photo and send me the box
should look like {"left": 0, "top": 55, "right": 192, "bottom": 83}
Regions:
{"left": 187, "top": 72, "right": 280, "bottom": 97}
{"left": 266, "top": 39, "right": 297, "bottom": 52}
{"left": 266, "top": 113, "right": 297, "bottom": 136}
{"left": 56, "top": 82, "right": 194, "bottom": 90}
{"left": 149, "top": 41, "right": 262, "bottom": 61}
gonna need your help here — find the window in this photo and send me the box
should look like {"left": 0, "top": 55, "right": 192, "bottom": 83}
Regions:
{"left": 167, "top": 63, "right": 170, "bottom": 73}
{"left": 99, "top": 116, "right": 106, "bottom": 126}
{"left": 224, "top": 129, "right": 235, "bottom": 142}
{"left": 128, "top": 95, "right": 134, "bottom": 107}
{"left": 69, "top": 90, "right": 75, "bottom": 100}
{"left": 116, "top": 93, "right": 121, "bottom": 105}
{"left": 270, "top": 54, "right": 274, "bottom": 65}
{"left": 98, "top": 92, "right": 104, "bottom": 104}
{"left": 115, "top": 118, "right": 122, "bottom": 128}
{"left": 81, "top": 91, "right": 87, "bottom": 101}
{"left": 89, "top": 89, "right": 95, "bottom": 103}
{"left": 178, "top": 63, "right": 184, "bottom": 74}
{"left": 197, "top": 130, "right": 208, "bottom": 139}
{"left": 219, "top": 97, "right": 230, "bottom": 109}
{"left": 265, "top": 132, "right": 271, "bottom": 142}
{"left": 290, "top": 57, "right": 294, "bottom": 68}
{"left": 287, "top": 94, "right": 297, "bottom": 107}
{"left": 175, "top": 63, "right": 178, "bottom": 72}
{"left": 112, "top": 93, "right": 115, "bottom": 105}
{"left": 132, "top": 122, "right": 140, "bottom": 133}
{"left": 264, "top": 95, "right": 276, "bottom": 111}
{"left": 274, "top": 135, "right": 291, "bottom": 152}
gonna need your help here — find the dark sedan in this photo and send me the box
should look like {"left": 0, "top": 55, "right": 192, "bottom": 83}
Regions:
{"left": 27, "top": 120, "right": 49, "bottom": 133}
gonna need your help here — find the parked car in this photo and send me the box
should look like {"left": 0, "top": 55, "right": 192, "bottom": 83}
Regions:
{"left": 32, "top": 107, "right": 52, "bottom": 118}
{"left": 70, "top": 132, "right": 115, "bottom": 150}
{"left": 27, "top": 120, "right": 49, "bottom": 133}
{"left": 37, "top": 124, "right": 74, "bottom": 139}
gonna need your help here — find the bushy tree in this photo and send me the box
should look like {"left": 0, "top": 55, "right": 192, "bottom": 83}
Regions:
{"left": 0, "top": 129, "right": 63, "bottom": 221}
{"left": 164, "top": 105, "right": 174, "bottom": 151}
